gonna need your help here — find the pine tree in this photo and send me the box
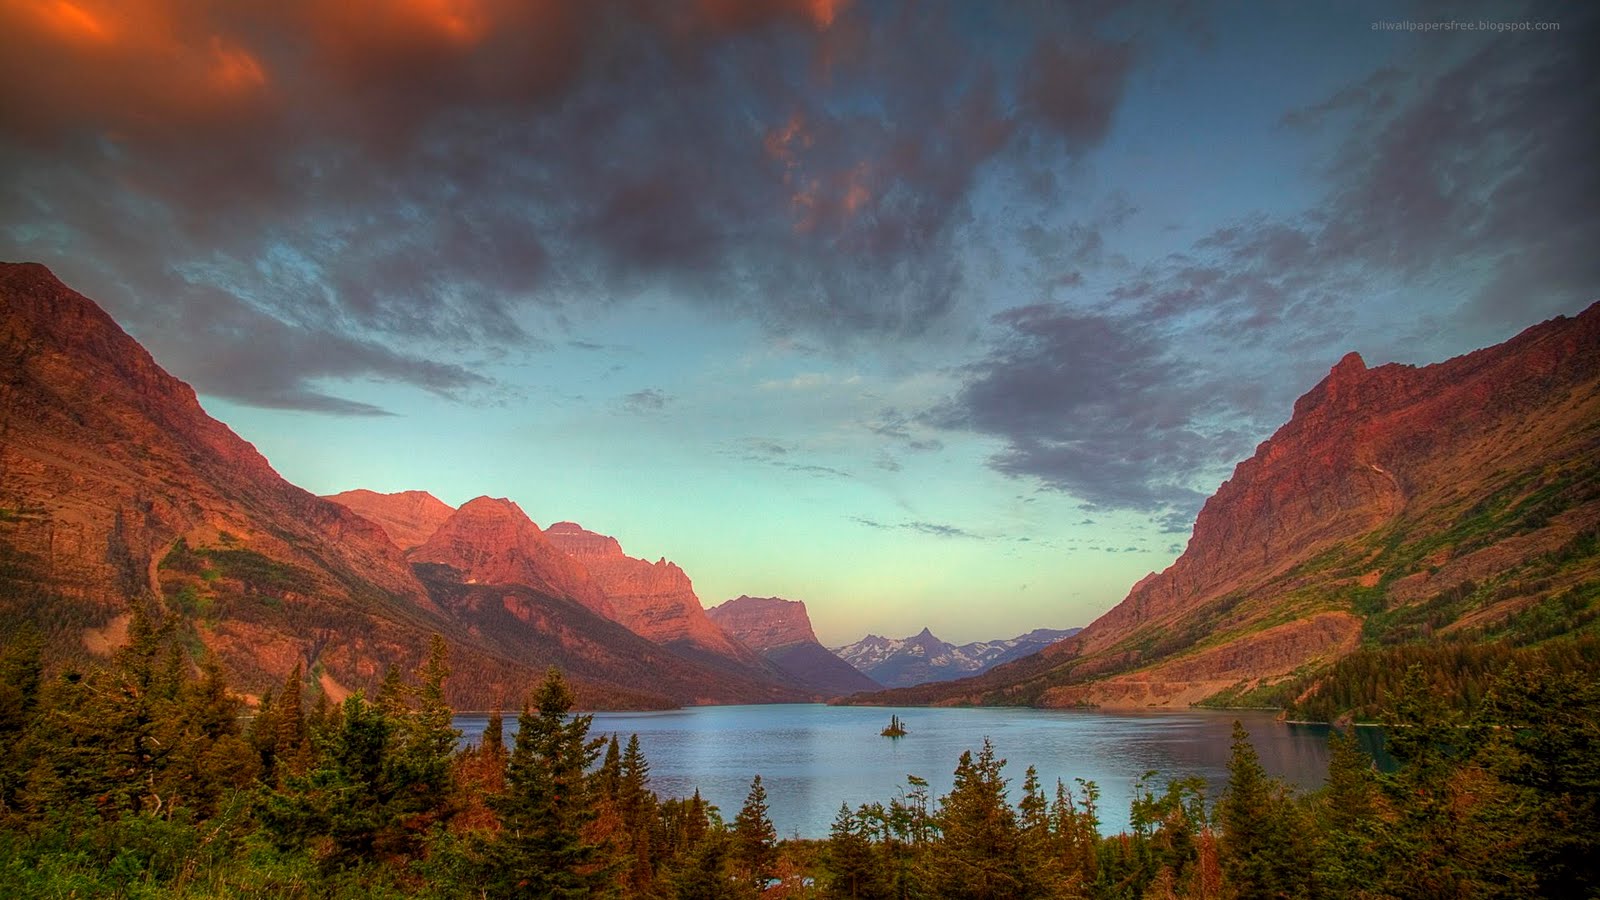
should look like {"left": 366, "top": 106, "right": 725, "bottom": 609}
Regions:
{"left": 824, "top": 803, "right": 883, "bottom": 899}
{"left": 932, "top": 739, "right": 1027, "bottom": 899}
{"left": 597, "top": 734, "right": 622, "bottom": 804}
{"left": 273, "top": 663, "right": 311, "bottom": 781}
{"left": 0, "top": 628, "right": 44, "bottom": 816}
{"left": 386, "top": 634, "right": 459, "bottom": 849}
{"left": 1313, "top": 728, "right": 1382, "bottom": 896}
{"left": 618, "top": 733, "right": 657, "bottom": 891}
{"left": 482, "top": 668, "right": 616, "bottom": 898}
{"left": 481, "top": 708, "right": 505, "bottom": 757}
{"left": 1217, "top": 721, "right": 1313, "bottom": 900}
{"left": 733, "top": 774, "right": 778, "bottom": 890}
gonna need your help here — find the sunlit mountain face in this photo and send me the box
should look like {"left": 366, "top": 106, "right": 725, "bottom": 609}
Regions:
{"left": 2, "top": 1, "right": 1594, "bottom": 644}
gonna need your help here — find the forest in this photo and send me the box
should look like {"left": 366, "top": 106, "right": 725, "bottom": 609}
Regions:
{"left": 0, "top": 607, "right": 1595, "bottom": 899}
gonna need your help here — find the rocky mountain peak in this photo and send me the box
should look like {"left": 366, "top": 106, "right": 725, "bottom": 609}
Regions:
{"left": 705, "top": 595, "right": 820, "bottom": 651}
{"left": 409, "top": 497, "right": 612, "bottom": 616}
{"left": 324, "top": 489, "right": 455, "bottom": 550}
{"left": 542, "top": 521, "right": 753, "bottom": 661}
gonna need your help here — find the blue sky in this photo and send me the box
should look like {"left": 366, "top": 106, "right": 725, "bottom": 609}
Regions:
{"left": 3, "top": 0, "right": 1595, "bottom": 644}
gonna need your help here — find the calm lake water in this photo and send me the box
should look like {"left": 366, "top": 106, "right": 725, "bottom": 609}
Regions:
{"left": 457, "top": 704, "right": 1347, "bottom": 839}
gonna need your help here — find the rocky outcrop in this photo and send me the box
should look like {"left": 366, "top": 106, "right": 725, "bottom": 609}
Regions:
{"left": 705, "top": 595, "right": 821, "bottom": 651}
{"left": 707, "top": 595, "right": 881, "bottom": 697}
{"left": 324, "top": 489, "right": 455, "bottom": 550}
{"left": 409, "top": 500, "right": 613, "bottom": 618}
{"left": 850, "top": 303, "right": 1600, "bottom": 708}
{"left": 543, "top": 521, "right": 753, "bottom": 661}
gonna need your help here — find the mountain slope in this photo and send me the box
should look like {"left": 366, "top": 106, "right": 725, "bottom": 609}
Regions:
{"left": 409, "top": 498, "right": 613, "bottom": 618}
{"left": 706, "top": 595, "right": 881, "bottom": 697}
{"left": 0, "top": 262, "right": 794, "bottom": 709}
{"left": 0, "top": 262, "right": 451, "bottom": 695}
{"left": 412, "top": 503, "right": 808, "bottom": 704}
{"left": 324, "top": 489, "right": 455, "bottom": 550}
{"left": 833, "top": 627, "right": 1080, "bottom": 689}
{"left": 854, "top": 304, "right": 1600, "bottom": 709}
{"left": 543, "top": 521, "right": 748, "bottom": 659}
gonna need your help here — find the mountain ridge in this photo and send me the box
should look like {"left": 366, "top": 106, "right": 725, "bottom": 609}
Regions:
{"left": 832, "top": 626, "right": 1080, "bottom": 689}
{"left": 848, "top": 302, "right": 1600, "bottom": 709}
{"left": 706, "top": 595, "right": 881, "bottom": 697}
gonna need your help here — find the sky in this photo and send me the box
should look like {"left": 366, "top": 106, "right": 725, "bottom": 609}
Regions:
{"left": 2, "top": 0, "right": 1595, "bottom": 645}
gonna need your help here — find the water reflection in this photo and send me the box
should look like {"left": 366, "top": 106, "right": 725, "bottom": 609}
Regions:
{"left": 457, "top": 704, "right": 1353, "bottom": 839}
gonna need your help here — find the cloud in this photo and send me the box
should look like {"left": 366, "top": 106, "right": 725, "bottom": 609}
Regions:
{"left": 0, "top": 2, "right": 1141, "bottom": 412}
{"left": 848, "top": 516, "right": 980, "bottom": 539}
{"left": 929, "top": 14, "right": 1600, "bottom": 517}
{"left": 621, "top": 388, "right": 670, "bottom": 414}
{"left": 866, "top": 407, "right": 944, "bottom": 452}
{"left": 931, "top": 304, "right": 1238, "bottom": 515}
{"left": 736, "top": 437, "right": 851, "bottom": 478}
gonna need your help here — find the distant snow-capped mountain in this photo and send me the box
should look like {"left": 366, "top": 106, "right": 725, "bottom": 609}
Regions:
{"left": 831, "top": 626, "right": 1080, "bottom": 689}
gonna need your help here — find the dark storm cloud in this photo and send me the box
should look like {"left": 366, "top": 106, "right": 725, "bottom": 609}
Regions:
{"left": 932, "top": 305, "right": 1230, "bottom": 515}
{"left": 0, "top": 0, "right": 1140, "bottom": 414}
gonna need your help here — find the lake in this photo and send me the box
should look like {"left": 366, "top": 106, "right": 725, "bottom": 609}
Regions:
{"left": 457, "top": 704, "right": 1350, "bottom": 839}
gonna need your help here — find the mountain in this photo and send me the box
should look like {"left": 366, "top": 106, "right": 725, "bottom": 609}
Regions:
{"left": 410, "top": 498, "right": 613, "bottom": 618}
{"left": 706, "top": 595, "right": 881, "bottom": 697}
{"left": 542, "top": 521, "right": 743, "bottom": 657}
{"left": 416, "top": 506, "right": 806, "bottom": 702}
{"left": 540, "top": 522, "right": 810, "bottom": 693}
{"left": 323, "top": 489, "right": 455, "bottom": 550}
{"left": 832, "top": 627, "right": 1080, "bottom": 689}
{"left": 0, "top": 262, "right": 796, "bottom": 709}
{"left": 854, "top": 304, "right": 1600, "bottom": 709}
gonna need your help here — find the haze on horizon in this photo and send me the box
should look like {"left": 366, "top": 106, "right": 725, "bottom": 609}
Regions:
{"left": 2, "top": 0, "right": 1595, "bottom": 645}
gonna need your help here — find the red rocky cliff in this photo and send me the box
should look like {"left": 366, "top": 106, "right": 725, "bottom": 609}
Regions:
{"left": 325, "top": 489, "right": 455, "bottom": 550}
{"left": 705, "top": 595, "right": 820, "bottom": 650}
{"left": 543, "top": 521, "right": 753, "bottom": 660}
{"left": 409, "top": 500, "right": 613, "bottom": 617}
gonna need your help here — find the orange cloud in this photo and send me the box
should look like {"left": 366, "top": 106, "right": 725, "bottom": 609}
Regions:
{"left": 21, "top": 0, "right": 114, "bottom": 45}
{"left": 208, "top": 36, "right": 267, "bottom": 93}
{"left": 806, "top": 0, "right": 847, "bottom": 29}
{"left": 695, "top": 0, "right": 848, "bottom": 32}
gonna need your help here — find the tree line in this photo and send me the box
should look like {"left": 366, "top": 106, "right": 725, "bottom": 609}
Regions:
{"left": 0, "top": 606, "right": 1595, "bottom": 898}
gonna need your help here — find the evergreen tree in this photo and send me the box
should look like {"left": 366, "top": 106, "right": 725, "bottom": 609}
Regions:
{"left": 273, "top": 663, "right": 311, "bottom": 782}
{"left": 597, "top": 734, "right": 622, "bottom": 804}
{"left": 618, "top": 733, "right": 658, "bottom": 891}
{"left": 481, "top": 668, "right": 616, "bottom": 898}
{"left": 670, "top": 826, "right": 740, "bottom": 900}
{"left": 733, "top": 774, "right": 778, "bottom": 890}
{"left": 0, "top": 628, "right": 44, "bottom": 816}
{"left": 481, "top": 707, "right": 505, "bottom": 758}
{"left": 386, "top": 634, "right": 459, "bottom": 849}
{"left": 931, "top": 739, "right": 1027, "bottom": 899}
{"left": 1477, "top": 665, "right": 1600, "bottom": 897}
{"left": 824, "top": 803, "right": 884, "bottom": 899}
{"left": 1217, "top": 721, "right": 1313, "bottom": 900}
{"left": 1313, "top": 728, "right": 1382, "bottom": 896}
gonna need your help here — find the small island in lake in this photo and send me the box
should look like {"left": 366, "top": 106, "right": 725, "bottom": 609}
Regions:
{"left": 881, "top": 714, "right": 908, "bottom": 737}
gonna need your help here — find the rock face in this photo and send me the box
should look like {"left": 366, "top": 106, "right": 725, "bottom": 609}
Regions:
{"left": 833, "top": 627, "right": 1080, "bottom": 689}
{"left": 324, "top": 489, "right": 455, "bottom": 550}
{"left": 410, "top": 499, "right": 613, "bottom": 618}
{"left": 707, "top": 595, "right": 881, "bottom": 697}
{"left": 543, "top": 521, "right": 747, "bottom": 659}
{"left": 0, "top": 263, "right": 804, "bottom": 709}
{"left": 855, "top": 303, "right": 1600, "bottom": 708}
{"left": 0, "top": 262, "right": 434, "bottom": 691}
